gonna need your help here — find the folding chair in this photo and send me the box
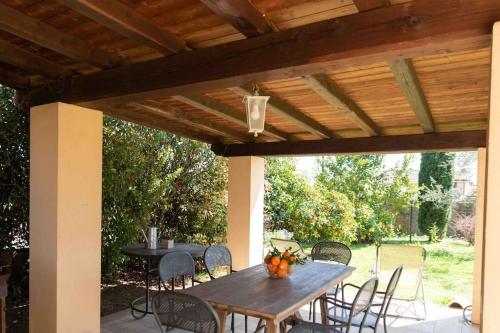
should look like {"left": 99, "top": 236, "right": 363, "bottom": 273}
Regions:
{"left": 270, "top": 238, "right": 309, "bottom": 258}
{"left": 374, "top": 244, "right": 427, "bottom": 320}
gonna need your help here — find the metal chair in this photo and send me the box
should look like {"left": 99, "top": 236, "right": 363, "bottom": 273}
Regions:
{"left": 328, "top": 266, "right": 403, "bottom": 333}
{"left": 374, "top": 244, "right": 427, "bottom": 320}
{"left": 204, "top": 245, "right": 235, "bottom": 279}
{"left": 311, "top": 242, "right": 352, "bottom": 265}
{"left": 309, "top": 241, "right": 352, "bottom": 319}
{"left": 158, "top": 251, "right": 196, "bottom": 290}
{"left": 292, "top": 277, "right": 379, "bottom": 333}
{"left": 203, "top": 245, "right": 246, "bottom": 333}
{"left": 152, "top": 291, "right": 220, "bottom": 333}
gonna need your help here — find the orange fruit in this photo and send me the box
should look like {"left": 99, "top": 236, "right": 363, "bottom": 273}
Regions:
{"left": 289, "top": 255, "right": 296, "bottom": 263}
{"left": 277, "top": 269, "right": 288, "bottom": 278}
{"left": 267, "top": 263, "right": 278, "bottom": 272}
{"left": 271, "top": 256, "right": 280, "bottom": 266}
{"left": 264, "top": 254, "right": 272, "bottom": 264}
{"left": 279, "top": 259, "right": 288, "bottom": 270}
{"left": 283, "top": 250, "right": 291, "bottom": 258}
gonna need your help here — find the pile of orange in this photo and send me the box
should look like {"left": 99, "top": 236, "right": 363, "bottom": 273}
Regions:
{"left": 264, "top": 248, "right": 297, "bottom": 279}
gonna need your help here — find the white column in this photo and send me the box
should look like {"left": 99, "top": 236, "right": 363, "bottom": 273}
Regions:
{"left": 482, "top": 22, "right": 500, "bottom": 333}
{"left": 472, "top": 148, "right": 485, "bottom": 325}
{"left": 227, "top": 156, "right": 265, "bottom": 270}
{"left": 30, "top": 102, "right": 103, "bottom": 333}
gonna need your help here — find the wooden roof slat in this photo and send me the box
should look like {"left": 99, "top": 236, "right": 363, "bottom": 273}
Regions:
{"left": 199, "top": 0, "right": 274, "bottom": 37}
{"left": 105, "top": 107, "right": 218, "bottom": 144}
{"left": 30, "top": 0, "right": 499, "bottom": 107}
{"left": 302, "top": 74, "right": 380, "bottom": 136}
{"left": 0, "top": 66, "right": 30, "bottom": 90}
{"left": 131, "top": 100, "right": 251, "bottom": 143}
{"left": 353, "top": 0, "right": 389, "bottom": 12}
{"left": 173, "top": 93, "right": 289, "bottom": 141}
{"left": 230, "top": 85, "right": 333, "bottom": 139}
{"left": 56, "top": 0, "right": 190, "bottom": 54}
{"left": 389, "top": 58, "right": 435, "bottom": 133}
{"left": 0, "top": 39, "right": 72, "bottom": 79}
{"left": 212, "top": 130, "right": 487, "bottom": 157}
{"left": 0, "top": 3, "right": 122, "bottom": 69}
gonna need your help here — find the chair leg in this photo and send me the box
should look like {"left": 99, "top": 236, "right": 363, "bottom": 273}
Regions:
{"left": 245, "top": 315, "right": 248, "bottom": 333}
{"left": 309, "top": 302, "right": 312, "bottom": 320}
{"left": 383, "top": 316, "right": 388, "bottom": 333}
{"left": 231, "top": 313, "right": 235, "bottom": 332}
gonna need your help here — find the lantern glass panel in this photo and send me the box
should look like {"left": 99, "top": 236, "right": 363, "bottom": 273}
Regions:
{"left": 244, "top": 95, "right": 269, "bottom": 136}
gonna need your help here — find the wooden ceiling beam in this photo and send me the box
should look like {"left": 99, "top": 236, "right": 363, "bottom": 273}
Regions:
{"left": 0, "top": 40, "right": 72, "bottom": 79}
{"left": 389, "top": 58, "right": 435, "bottom": 133}
{"left": 0, "top": 3, "right": 122, "bottom": 69}
{"left": 29, "top": 0, "right": 500, "bottom": 107}
{"left": 130, "top": 100, "right": 251, "bottom": 143}
{"left": 104, "top": 108, "right": 219, "bottom": 144}
{"left": 199, "top": 0, "right": 273, "bottom": 37}
{"left": 230, "top": 85, "right": 333, "bottom": 139}
{"left": 173, "top": 93, "right": 289, "bottom": 141}
{"left": 353, "top": 0, "right": 389, "bottom": 12}
{"left": 212, "top": 130, "right": 487, "bottom": 157}
{"left": 302, "top": 74, "right": 379, "bottom": 136}
{"left": 57, "top": 0, "right": 190, "bottom": 54}
{"left": 0, "top": 66, "right": 30, "bottom": 90}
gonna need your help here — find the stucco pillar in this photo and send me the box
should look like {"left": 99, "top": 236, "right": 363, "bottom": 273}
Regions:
{"left": 227, "top": 156, "right": 265, "bottom": 270}
{"left": 472, "top": 148, "right": 485, "bottom": 325}
{"left": 30, "top": 102, "right": 103, "bottom": 333}
{"left": 482, "top": 22, "right": 500, "bottom": 333}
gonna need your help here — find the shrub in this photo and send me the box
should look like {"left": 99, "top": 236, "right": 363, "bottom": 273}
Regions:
{"left": 315, "top": 155, "right": 417, "bottom": 244}
{"left": 449, "top": 215, "right": 475, "bottom": 244}
{"left": 418, "top": 153, "right": 455, "bottom": 241}
{"left": 0, "top": 86, "right": 29, "bottom": 251}
{"left": 101, "top": 118, "right": 227, "bottom": 282}
{"left": 264, "top": 158, "right": 357, "bottom": 244}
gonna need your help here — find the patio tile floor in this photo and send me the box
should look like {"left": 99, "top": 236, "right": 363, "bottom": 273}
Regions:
{"left": 101, "top": 301, "right": 478, "bottom": 333}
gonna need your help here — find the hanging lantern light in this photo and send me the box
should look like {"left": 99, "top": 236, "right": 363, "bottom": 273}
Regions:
{"left": 243, "top": 84, "right": 269, "bottom": 137}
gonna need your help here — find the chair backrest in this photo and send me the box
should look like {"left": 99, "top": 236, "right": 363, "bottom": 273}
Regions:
{"left": 376, "top": 244, "right": 425, "bottom": 300}
{"left": 347, "top": 277, "right": 379, "bottom": 330}
{"left": 159, "top": 251, "right": 195, "bottom": 289}
{"left": 311, "top": 241, "right": 351, "bottom": 265}
{"left": 377, "top": 265, "right": 403, "bottom": 320}
{"left": 270, "top": 238, "right": 307, "bottom": 257}
{"left": 203, "top": 245, "right": 232, "bottom": 279}
{"left": 152, "top": 291, "right": 220, "bottom": 333}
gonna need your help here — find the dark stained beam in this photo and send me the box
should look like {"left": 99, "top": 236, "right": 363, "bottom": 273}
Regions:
{"left": 199, "top": 0, "right": 273, "bottom": 37}
{"left": 0, "top": 66, "right": 30, "bottom": 90}
{"left": 0, "top": 3, "right": 122, "bottom": 69}
{"left": 105, "top": 107, "right": 219, "bottom": 144}
{"left": 230, "top": 85, "right": 333, "bottom": 139}
{"left": 29, "top": 0, "right": 500, "bottom": 107}
{"left": 57, "top": 0, "right": 190, "bottom": 54}
{"left": 353, "top": 0, "right": 389, "bottom": 12}
{"left": 211, "top": 130, "right": 487, "bottom": 157}
{"left": 131, "top": 100, "right": 252, "bottom": 143}
{"left": 389, "top": 58, "right": 435, "bottom": 133}
{"left": 302, "top": 74, "right": 379, "bottom": 136}
{"left": 173, "top": 93, "right": 289, "bottom": 141}
{"left": 0, "top": 40, "right": 73, "bottom": 79}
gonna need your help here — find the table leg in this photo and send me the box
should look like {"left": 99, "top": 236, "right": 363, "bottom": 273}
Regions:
{"left": 145, "top": 258, "right": 151, "bottom": 312}
{"left": 319, "top": 294, "right": 328, "bottom": 325}
{"left": 216, "top": 309, "right": 228, "bottom": 333}
{"left": 265, "top": 319, "right": 280, "bottom": 333}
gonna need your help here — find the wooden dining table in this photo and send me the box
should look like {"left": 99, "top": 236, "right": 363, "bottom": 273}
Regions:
{"left": 183, "top": 261, "right": 355, "bottom": 333}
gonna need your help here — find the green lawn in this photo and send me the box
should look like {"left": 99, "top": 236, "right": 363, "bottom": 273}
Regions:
{"left": 305, "top": 237, "right": 475, "bottom": 306}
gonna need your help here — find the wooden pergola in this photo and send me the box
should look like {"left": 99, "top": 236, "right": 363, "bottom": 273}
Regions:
{"left": 1, "top": 1, "right": 499, "bottom": 332}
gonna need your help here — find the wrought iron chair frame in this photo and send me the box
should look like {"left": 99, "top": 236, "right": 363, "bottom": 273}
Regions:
{"left": 152, "top": 290, "right": 220, "bottom": 333}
